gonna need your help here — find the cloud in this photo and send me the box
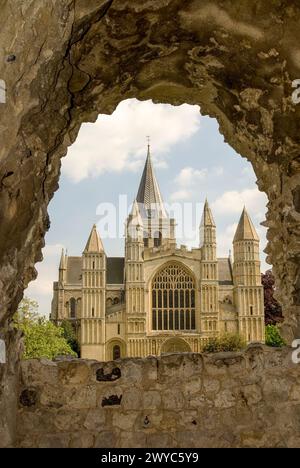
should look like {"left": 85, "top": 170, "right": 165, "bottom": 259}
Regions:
{"left": 169, "top": 189, "right": 193, "bottom": 202}
{"left": 212, "top": 187, "right": 267, "bottom": 220}
{"left": 170, "top": 166, "right": 207, "bottom": 201}
{"left": 175, "top": 167, "right": 207, "bottom": 187}
{"left": 212, "top": 166, "right": 224, "bottom": 176}
{"left": 62, "top": 99, "right": 201, "bottom": 182}
{"left": 26, "top": 244, "right": 64, "bottom": 297}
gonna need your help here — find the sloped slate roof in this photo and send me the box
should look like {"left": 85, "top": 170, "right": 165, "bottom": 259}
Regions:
{"left": 106, "top": 257, "right": 125, "bottom": 284}
{"left": 66, "top": 257, "right": 82, "bottom": 284}
{"left": 234, "top": 208, "right": 259, "bottom": 241}
{"left": 64, "top": 256, "right": 231, "bottom": 286}
{"left": 218, "top": 258, "right": 233, "bottom": 285}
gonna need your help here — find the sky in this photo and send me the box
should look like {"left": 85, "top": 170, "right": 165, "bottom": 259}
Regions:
{"left": 25, "top": 98, "right": 269, "bottom": 316}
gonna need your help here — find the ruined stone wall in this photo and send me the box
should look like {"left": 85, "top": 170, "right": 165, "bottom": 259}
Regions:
{"left": 16, "top": 346, "right": 300, "bottom": 448}
{"left": 1, "top": 0, "right": 300, "bottom": 449}
{"left": 0, "top": 326, "right": 22, "bottom": 448}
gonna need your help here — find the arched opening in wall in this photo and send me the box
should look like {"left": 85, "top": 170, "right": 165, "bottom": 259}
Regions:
{"left": 161, "top": 337, "right": 191, "bottom": 354}
{"left": 107, "top": 340, "right": 126, "bottom": 361}
{"left": 24, "top": 98, "right": 273, "bottom": 361}
{"left": 113, "top": 345, "right": 121, "bottom": 360}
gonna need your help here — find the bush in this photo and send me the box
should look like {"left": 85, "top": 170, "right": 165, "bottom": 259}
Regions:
{"left": 265, "top": 324, "right": 285, "bottom": 347}
{"left": 15, "top": 297, "right": 77, "bottom": 360}
{"left": 202, "top": 333, "right": 246, "bottom": 353}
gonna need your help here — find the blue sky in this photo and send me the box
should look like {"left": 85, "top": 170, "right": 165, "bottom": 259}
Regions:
{"left": 26, "top": 99, "right": 269, "bottom": 315}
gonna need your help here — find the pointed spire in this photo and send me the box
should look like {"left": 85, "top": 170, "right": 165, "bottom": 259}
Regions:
{"left": 129, "top": 200, "right": 144, "bottom": 227}
{"left": 201, "top": 198, "right": 216, "bottom": 227}
{"left": 59, "top": 248, "right": 67, "bottom": 270}
{"left": 127, "top": 200, "right": 144, "bottom": 240}
{"left": 233, "top": 207, "right": 259, "bottom": 242}
{"left": 136, "top": 144, "right": 168, "bottom": 218}
{"left": 84, "top": 225, "right": 104, "bottom": 253}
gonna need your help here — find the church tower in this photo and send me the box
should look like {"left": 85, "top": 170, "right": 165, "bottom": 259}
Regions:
{"left": 125, "top": 200, "right": 146, "bottom": 356}
{"left": 233, "top": 208, "right": 265, "bottom": 343}
{"left": 135, "top": 143, "right": 175, "bottom": 248}
{"left": 199, "top": 200, "right": 219, "bottom": 335}
{"left": 81, "top": 225, "right": 106, "bottom": 360}
{"left": 57, "top": 249, "right": 67, "bottom": 320}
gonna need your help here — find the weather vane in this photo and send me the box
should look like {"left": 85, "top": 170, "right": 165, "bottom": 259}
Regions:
{"left": 146, "top": 135, "right": 150, "bottom": 147}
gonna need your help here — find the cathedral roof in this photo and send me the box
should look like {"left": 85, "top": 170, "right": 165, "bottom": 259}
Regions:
{"left": 106, "top": 257, "right": 124, "bottom": 284}
{"left": 136, "top": 145, "right": 168, "bottom": 219}
{"left": 64, "top": 256, "right": 124, "bottom": 285}
{"left": 233, "top": 207, "right": 259, "bottom": 242}
{"left": 66, "top": 257, "right": 82, "bottom": 284}
{"left": 84, "top": 224, "right": 104, "bottom": 253}
{"left": 218, "top": 258, "right": 233, "bottom": 285}
{"left": 201, "top": 199, "right": 215, "bottom": 227}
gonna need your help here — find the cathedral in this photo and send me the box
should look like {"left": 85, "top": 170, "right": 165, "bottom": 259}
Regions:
{"left": 51, "top": 145, "right": 265, "bottom": 361}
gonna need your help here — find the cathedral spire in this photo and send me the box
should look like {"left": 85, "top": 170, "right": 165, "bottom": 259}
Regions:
{"left": 136, "top": 143, "right": 168, "bottom": 218}
{"left": 201, "top": 198, "right": 216, "bottom": 227}
{"left": 129, "top": 199, "right": 144, "bottom": 227}
{"left": 59, "top": 248, "right": 67, "bottom": 270}
{"left": 84, "top": 224, "right": 104, "bottom": 253}
{"left": 233, "top": 207, "right": 259, "bottom": 242}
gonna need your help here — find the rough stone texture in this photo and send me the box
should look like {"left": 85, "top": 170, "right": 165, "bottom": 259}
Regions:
{"left": 16, "top": 346, "right": 300, "bottom": 448}
{"left": 1, "top": 0, "right": 300, "bottom": 447}
{"left": 0, "top": 326, "right": 22, "bottom": 448}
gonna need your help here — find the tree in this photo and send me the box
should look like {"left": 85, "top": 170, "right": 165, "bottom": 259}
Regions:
{"left": 261, "top": 270, "right": 283, "bottom": 325}
{"left": 265, "top": 324, "right": 285, "bottom": 347}
{"left": 61, "top": 320, "right": 80, "bottom": 356}
{"left": 15, "top": 297, "right": 77, "bottom": 360}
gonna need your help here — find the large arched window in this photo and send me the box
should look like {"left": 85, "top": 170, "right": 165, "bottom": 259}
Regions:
{"left": 152, "top": 263, "right": 196, "bottom": 331}
{"left": 70, "top": 297, "right": 76, "bottom": 318}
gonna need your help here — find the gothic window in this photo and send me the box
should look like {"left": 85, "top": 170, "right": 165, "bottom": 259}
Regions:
{"left": 70, "top": 297, "right": 76, "bottom": 318}
{"left": 113, "top": 345, "right": 121, "bottom": 360}
{"left": 151, "top": 263, "right": 196, "bottom": 331}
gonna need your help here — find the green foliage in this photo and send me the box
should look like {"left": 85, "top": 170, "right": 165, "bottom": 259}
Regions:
{"left": 202, "top": 333, "right": 246, "bottom": 353}
{"left": 265, "top": 324, "right": 286, "bottom": 348}
{"left": 15, "top": 297, "right": 77, "bottom": 360}
{"left": 61, "top": 320, "right": 80, "bottom": 356}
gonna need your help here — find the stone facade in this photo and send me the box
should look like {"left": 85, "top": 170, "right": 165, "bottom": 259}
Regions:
{"left": 51, "top": 148, "right": 265, "bottom": 361}
{"left": 16, "top": 345, "right": 300, "bottom": 448}
{"left": 1, "top": 0, "right": 300, "bottom": 448}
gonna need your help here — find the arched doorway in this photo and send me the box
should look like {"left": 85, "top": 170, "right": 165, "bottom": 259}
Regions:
{"left": 113, "top": 345, "right": 121, "bottom": 360}
{"left": 107, "top": 340, "right": 126, "bottom": 361}
{"left": 161, "top": 337, "right": 191, "bottom": 354}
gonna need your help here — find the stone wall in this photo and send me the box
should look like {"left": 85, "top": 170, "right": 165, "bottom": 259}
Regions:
{"left": 0, "top": 326, "right": 22, "bottom": 448}
{"left": 1, "top": 0, "right": 300, "bottom": 448}
{"left": 16, "top": 345, "right": 300, "bottom": 448}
